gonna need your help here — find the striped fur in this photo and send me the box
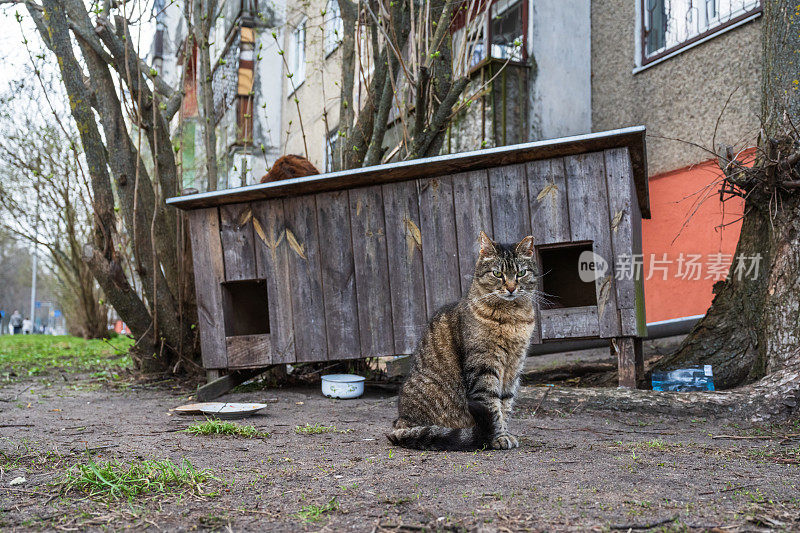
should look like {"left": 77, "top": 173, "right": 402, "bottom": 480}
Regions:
{"left": 388, "top": 232, "right": 539, "bottom": 451}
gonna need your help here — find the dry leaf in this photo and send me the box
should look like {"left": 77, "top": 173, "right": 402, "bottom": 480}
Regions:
{"left": 252, "top": 217, "right": 267, "bottom": 243}
{"left": 536, "top": 182, "right": 558, "bottom": 202}
{"left": 237, "top": 208, "right": 253, "bottom": 227}
{"left": 404, "top": 217, "right": 422, "bottom": 258}
{"left": 597, "top": 276, "right": 611, "bottom": 318}
{"left": 611, "top": 209, "right": 625, "bottom": 232}
{"left": 286, "top": 229, "right": 307, "bottom": 260}
{"left": 356, "top": 198, "right": 363, "bottom": 216}
{"left": 404, "top": 218, "right": 422, "bottom": 246}
{"left": 257, "top": 219, "right": 285, "bottom": 250}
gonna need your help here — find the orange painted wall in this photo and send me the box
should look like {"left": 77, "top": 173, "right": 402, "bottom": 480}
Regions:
{"left": 641, "top": 159, "right": 744, "bottom": 322}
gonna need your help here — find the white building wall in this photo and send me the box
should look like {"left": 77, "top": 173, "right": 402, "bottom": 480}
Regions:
{"left": 528, "top": 0, "right": 592, "bottom": 140}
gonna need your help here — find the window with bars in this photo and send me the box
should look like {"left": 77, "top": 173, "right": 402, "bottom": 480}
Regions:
{"left": 641, "top": 0, "right": 761, "bottom": 65}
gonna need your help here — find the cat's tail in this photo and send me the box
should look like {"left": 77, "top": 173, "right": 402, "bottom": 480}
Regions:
{"left": 386, "top": 402, "right": 493, "bottom": 451}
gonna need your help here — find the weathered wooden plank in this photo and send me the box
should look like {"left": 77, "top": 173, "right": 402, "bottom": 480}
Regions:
{"left": 253, "top": 199, "right": 295, "bottom": 363}
{"left": 382, "top": 180, "right": 428, "bottom": 354}
{"left": 540, "top": 306, "right": 600, "bottom": 339}
{"left": 603, "top": 148, "right": 636, "bottom": 311}
{"left": 526, "top": 158, "right": 571, "bottom": 245}
{"left": 634, "top": 337, "right": 644, "bottom": 384}
{"left": 612, "top": 337, "right": 637, "bottom": 389}
{"left": 282, "top": 195, "right": 328, "bottom": 362}
{"left": 452, "top": 170, "right": 493, "bottom": 295}
{"left": 196, "top": 367, "right": 271, "bottom": 401}
{"left": 627, "top": 149, "right": 648, "bottom": 337}
{"left": 316, "top": 191, "right": 361, "bottom": 359}
{"left": 619, "top": 308, "right": 639, "bottom": 339}
{"left": 488, "top": 163, "right": 532, "bottom": 244}
{"left": 349, "top": 186, "right": 395, "bottom": 357}
{"left": 418, "top": 176, "right": 462, "bottom": 317}
{"left": 188, "top": 208, "right": 227, "bottom": 369}
{"left": 167, "top": 126, "right": 650, "bottom": 219}
{"left": 219, "top": 203, "right": 258, "bottom": 281}
{"left": 226, "top": 334, "right": 271, "bottom": 368}
{"left": 565, "top": 153, "right": 621, "bottom": 338}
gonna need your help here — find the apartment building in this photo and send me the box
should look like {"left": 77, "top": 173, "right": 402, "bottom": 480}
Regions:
{"left": 150, "top": 0, "right": 286, "bottom": 189}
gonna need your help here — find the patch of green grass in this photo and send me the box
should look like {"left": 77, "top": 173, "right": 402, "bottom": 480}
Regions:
{"left": 61, "top": 458, "right": 215, "bottom": 500}
{"left": 0, "top": 335, "right": 133, "bottom": 376}
{"left": 294, "top": 423, "right": 351, "bottom": 435}
{"left": 294, "top": 497, "right": 339, "bottom": 523}
{"left": 184, "top": 419, "right": 268, "bottom": 438}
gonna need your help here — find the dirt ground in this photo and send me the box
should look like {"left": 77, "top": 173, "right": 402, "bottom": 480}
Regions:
{"left": 1, "top": 371, "right": 799, "bottom": 532}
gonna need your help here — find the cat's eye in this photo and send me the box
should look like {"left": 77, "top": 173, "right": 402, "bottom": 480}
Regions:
{"left": 492, "top": 270, "right": 503, "bottom": 278}
{"left": 516, "top": 269, "right": 527, "bottom": 278}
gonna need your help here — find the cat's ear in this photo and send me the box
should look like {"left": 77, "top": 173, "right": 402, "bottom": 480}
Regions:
{"left": 478, "top": 231, "right": 497, "bottom": 257}
{"left": 515, "top": 236, "right": 535, "bottom": 258}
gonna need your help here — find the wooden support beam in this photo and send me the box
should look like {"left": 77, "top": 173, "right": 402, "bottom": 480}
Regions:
{"left": 196, "top": 367, "right": 272, "bottom": 401}
{"left": 612, "top": 337, "right": 637, "bottom": 389}
{"left": 634, "top": 337, "right": 644, "bottom": 386}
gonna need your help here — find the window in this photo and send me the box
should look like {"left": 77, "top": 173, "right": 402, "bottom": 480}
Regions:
{"left": 641, "top": 0, "right": 761, "bottom": 66}
{"left": 489, "top": 0, "right": 525, "bottom": 62}
{"left": 236, "top": 96, "right": 254, "bottom": 144}
{"left": 324, "top": 0, "right": 343, "bottom": 56}
{"left": 454, "top": 0, "right": 526, "bottom": 72}
{"left": 291, "top": 20, "right": 307, "bottom": 88}
{"left": 326, "top": 129, "right": 339, "bottom": 172}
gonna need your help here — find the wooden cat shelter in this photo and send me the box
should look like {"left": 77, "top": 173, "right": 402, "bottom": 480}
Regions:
{"left": 167, "top": 126, "right": 649, "bottom": 399}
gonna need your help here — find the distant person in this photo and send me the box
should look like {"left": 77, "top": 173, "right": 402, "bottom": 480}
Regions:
{"left": 260, "top": 154, "right": 320, "bottom": 183}
{"left": 10, "top": 310, "right": 22, "bottom": 335}
{"left": 22, "top": 317, "right": 32, "bottom": 335}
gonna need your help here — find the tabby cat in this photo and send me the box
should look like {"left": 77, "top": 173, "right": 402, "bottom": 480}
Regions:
{"left": 260, "top": 154, "right": 320, "bottom": 183}
{"left": 388, "top": 232, "right": 539, "bottom": 451}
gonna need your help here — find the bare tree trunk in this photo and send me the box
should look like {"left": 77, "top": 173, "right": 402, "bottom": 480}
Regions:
{"left": 194, "top": 0, "right": 219, "bottom": 191}
{"left": 336, "top": 0, "right": 358, "bottom": 172}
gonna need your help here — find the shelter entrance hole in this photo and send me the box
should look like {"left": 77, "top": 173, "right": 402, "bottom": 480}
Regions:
{"left": 221, "top": 279, "right": 270, "bottom": 336}
{"left": 536, "top": 242, "right": 598, "bottom": 309}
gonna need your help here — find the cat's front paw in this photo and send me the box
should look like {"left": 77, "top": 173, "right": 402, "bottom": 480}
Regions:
{"left": 490, "top": 433, "right": 519, "bottom": 450}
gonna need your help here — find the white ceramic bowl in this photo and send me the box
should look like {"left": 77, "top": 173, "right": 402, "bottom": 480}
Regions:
{"left": 321, "top": 374, "right": 365, "bottom": 399}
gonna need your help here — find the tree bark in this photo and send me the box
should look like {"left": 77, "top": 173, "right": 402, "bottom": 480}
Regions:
{"left": 32, "top": 1, "right": 116, "bottom": 259}
{"left": 194, "top": 0, "right": 219, "bottom": 191}
{"left": 335, "top": 0, "right": 358, "bottom": 171}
